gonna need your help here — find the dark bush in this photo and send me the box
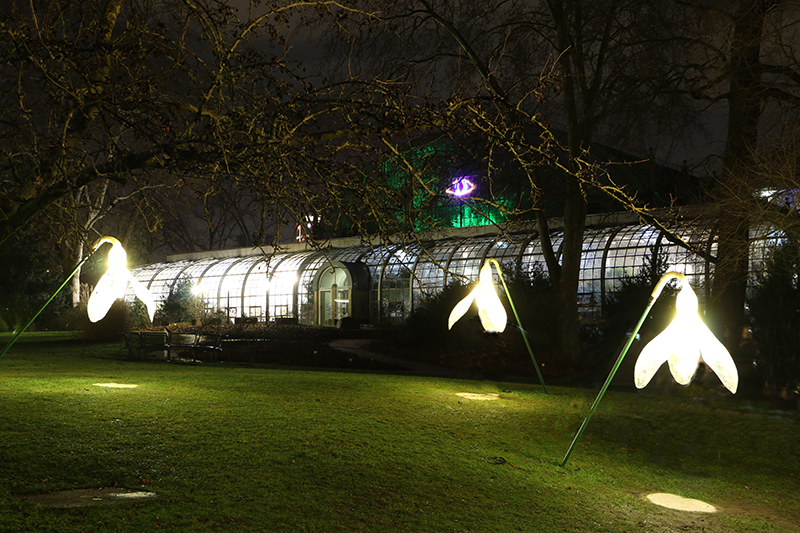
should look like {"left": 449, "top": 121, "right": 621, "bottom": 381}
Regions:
{"left": 402, "top": 280, "right": 473, "bottom": 347}
{"left": 203, "top": 310, "right": 231, "bottom": 325}
{"left": 497, "top": 263, "right": 558, "bottom": 352}
{"left": 0, "top": 239, "right": 71, "bottom": 332}
{"left": 128, "top": 299, "right": 152, "bottom": 329}
{"left": 81, "top": 299, "right": 131, "bottom": 341}
{"left": 153, "top": 278, "right": 195, "bottom": 325}
{"left": 749, "top": 242, "right": 800, "bottom": 401}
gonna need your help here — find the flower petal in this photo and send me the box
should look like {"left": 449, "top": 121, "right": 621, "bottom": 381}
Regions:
{"left": 127, "top": 271, "right": 157, "bottom": 321}
{"left": 476, "top": 288, "right": 507, "bottom": 333}
{"left": 87, "top": 271, "right": 126, "bottom": 323}
{"left": 698, "top": 328, "right": 739, "bottom": 394}
{"left": 634, "top": 323, "right": 677, "bottom": 389}
{"left": 448, "top": 290, "right": 477, "bottom": 330}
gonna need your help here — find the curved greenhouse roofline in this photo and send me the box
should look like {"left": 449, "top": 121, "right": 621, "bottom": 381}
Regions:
{"left": 125, "top": 208, "right": 785, "bottom": 326}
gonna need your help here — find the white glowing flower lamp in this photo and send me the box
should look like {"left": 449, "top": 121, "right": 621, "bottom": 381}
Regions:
{"left": 87, "top": 237, "right": 156, "bottom": 323}
{"left": 634, "top": 281, "right": 738, "bottom": 393}
{"left": 448, "top": 261, "right": 507, "bottom": 333}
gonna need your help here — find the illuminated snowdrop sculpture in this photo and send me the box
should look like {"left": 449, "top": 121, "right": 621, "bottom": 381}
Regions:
{"left": 0, "top": 235, "right": 156, "bottom": 359}
{"left": 87, "top": 237, "right": 156, "bottom": 323}
{"left": 561, "top": 271, "right": 738, "bottom": 466}
{"left": 448, "top": 260, "right": 507, "bottom": 333}
{"left": 635, "top": 276, "right": 738, "bottom": 394}
{"left": 448, "top": 259, "right": 548, "bottom": 393}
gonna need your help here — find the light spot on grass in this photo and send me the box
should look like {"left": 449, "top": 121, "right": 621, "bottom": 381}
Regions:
{"left": 456, "top": 392, "right": 500, "bottom": 401}
{"left": 23, "top": 488, "right": 159, "bottom": 508}
{"left": 646, "top": 493, "right": 716, "bottom": 513}
{"left": 108, "top": 491, "right": 157, "bottom": 499}
{"left": 93, "top": 383, "right": 138, "bottom": 388}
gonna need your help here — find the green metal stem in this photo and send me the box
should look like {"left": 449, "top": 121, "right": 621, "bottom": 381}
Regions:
{"left": 559, "top": 271, "right": 685, "bottom": 466}
{"left": 559, "top": 295, "right": 657, "bottom": 467}
{"left": 0, "top": 251, "right": 95, "bottom": 359}
{"left": 488, "top": 259, "right": 548, "bottom": 395}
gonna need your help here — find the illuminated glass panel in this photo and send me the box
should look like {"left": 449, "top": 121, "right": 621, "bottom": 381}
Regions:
{"left": 578, "top": 227, "right": 618, "bottom": 314}
{"left": 485, "top": 235, "right": 527, "bottom": 267}
{"left": 269, "top": 251, "right": 317, "bottom": 321}
{"left": 448, "top": 236, "right": 494, "bottom": 284}
{"left": 214, "top": 258, "right": 251, "bottom": 317}
{"left": 218, "top": 257, "right": 262, "bottom": 320}
{"left": 125, "top": 262, "right": 165, "bottom": 301}
{"left": 302, "top": 252, "right": 343, "bottom": 323}
{"left": 319, "top": 266, "right": 350, "bottom": 288}
{"left": 413, "top": 240, "right": 460, "bottom": 296}
{"left": 660, "top": 225, "right": 713, "bottom": 300}
{"left": 379, "top": 244, "right": 420, "bottom": 321}
{"left": 178, "top": 258, "right": 219, "bottom": 287}
{"left": 242, "top": 259, "right": 270, "bottom": 321}
{"left": 604, "top": 225, "right": 660, "bottom": 294}
{"left": 370, "top": 244, "right": 420, "bottom": 322}
{"left": 748, "top": 223, "right": 786, "bottom": 281}
{"left": 334, "top": 247, "right": 368, "bottom": 263}
{"left": 195, "top": 258, "right": 247, "bottom": 311}
{"left": 520, "top": 231, "right": 563, "bottom": 275}
{"left": 145, "top": 261, "right": 195, "bottom": 304}
{"left": 127, "top": 220, "right": 785, "bottom": 325}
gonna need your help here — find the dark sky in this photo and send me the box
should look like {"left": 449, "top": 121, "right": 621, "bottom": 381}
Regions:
{"left": 224, "top": 0, "right": 728, "bottom": 173}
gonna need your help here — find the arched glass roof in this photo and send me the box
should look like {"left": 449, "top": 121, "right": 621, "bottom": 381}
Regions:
{"left": 125, "top": 222, "right": 785, "bottom": 325}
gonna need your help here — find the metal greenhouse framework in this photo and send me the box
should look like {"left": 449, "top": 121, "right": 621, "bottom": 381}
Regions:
{"left": 125, "top": 218, "right": 784, "bottom": 326}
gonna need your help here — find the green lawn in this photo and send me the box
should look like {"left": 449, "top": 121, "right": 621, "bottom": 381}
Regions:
{"left": 1, "top": 333, "right": 798, "bottom": 532}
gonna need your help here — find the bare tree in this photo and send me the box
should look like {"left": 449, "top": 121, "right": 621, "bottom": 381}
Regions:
{"left": 673, "top": 0, "right": 800, "bottom": 348}
{"left": 0, "top": 0, "right": 386, "bottom": 292}
{"left": 304, "top": 0, "right": 698, "bottom": 361}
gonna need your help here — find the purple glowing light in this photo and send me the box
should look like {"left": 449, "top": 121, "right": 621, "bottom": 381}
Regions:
{"left": 446, "top": 177, "right": 476, "bottom": 197}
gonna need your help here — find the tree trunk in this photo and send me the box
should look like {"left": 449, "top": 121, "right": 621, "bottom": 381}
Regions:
{"left": 711, "top": 0, "right": 769, "bottom": 352}
{"left": 70, "top": 240, "right": 85, "bottom": 308}
{"left": 545, "top": 0, "right": 592, "bottom": 363}
{"left": 557, "top": 177, "right": 588, "bottom": 362}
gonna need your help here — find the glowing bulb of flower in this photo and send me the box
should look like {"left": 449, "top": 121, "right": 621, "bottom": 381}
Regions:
{"left": 87, "top": 237, "right": 156, "bottom": 323}
{"left": 448, "top": 262, "right": 507, "bottom": 333}
{"left": 634, "top": 283, "right": 738, "bottom": 393}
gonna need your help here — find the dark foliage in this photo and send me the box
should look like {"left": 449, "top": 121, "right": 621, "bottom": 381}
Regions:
{"left": 0, "top": 239, "right": 70, "bottom": 332}
{"left": 749, "top": 242, "right": 800, "bottom": 400}
{"left": 128, "top": 299, "right": 152, "bottom": 329}
{"left": 153, "top": 278, "right": 195, "bottom": 326}
{"left": 132, "top": 323, "right": 393, "bottom": 370}
{"left": 81, "top": 299, "right": 131, "bottom": 341}
{"left": 139, "top": 323, "right": 340, "bottom": 342}
{"left": 402, "top": 280, "right": 473, "bottom": 347}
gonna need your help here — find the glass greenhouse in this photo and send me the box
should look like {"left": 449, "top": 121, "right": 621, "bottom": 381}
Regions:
{"left": 125, "top": 219, "right": 784, "bottom": 326}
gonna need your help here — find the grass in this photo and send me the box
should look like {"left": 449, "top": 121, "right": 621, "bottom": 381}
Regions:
{"left": 1, "top": 332, "right": 799, "bottom": 532}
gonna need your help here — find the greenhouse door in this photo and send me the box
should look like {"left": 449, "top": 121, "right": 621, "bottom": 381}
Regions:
{"left": 318, "top": 267, "right": 351, "bottom": 326}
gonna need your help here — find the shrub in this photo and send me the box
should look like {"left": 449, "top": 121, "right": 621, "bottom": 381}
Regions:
{"left": 496, "top": 263, "right": 558, "bottom": 351}
{"left": 402, "top": 280, "right": 473, "bottom": 347}
{"left": 153, "top": 278, "right": 195, "bottom": 325}
{"left": 81, "top": 299, "right": 132, "bottom": 341}
{"left": 0, "top": 239, "right": 71, "bottom": 332}
{"left": 748, "top": 242, "right": 800, "bottom": 401}
{"left": 204, "top": 310, "right": 231, "bottom": 325}
{"left": 128, "top": 299, "right": 153, "bottom": 329}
